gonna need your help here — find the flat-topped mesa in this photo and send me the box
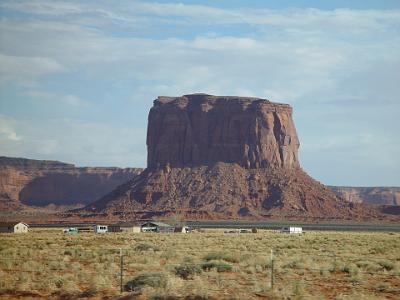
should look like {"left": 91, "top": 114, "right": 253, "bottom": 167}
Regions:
{"left": 85, "top": 93, "right": 396, "bottom": 221}
{"left": 147, "top": 94, "right": 300, "bottom": 169}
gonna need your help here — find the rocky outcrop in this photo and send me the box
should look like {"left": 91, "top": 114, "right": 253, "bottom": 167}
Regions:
{"left": 89, "top": 163, "right": 383, "bottom": 220}
{"left": 147, "top": 94, "right": 299, "bottom": 169}
{"left": 0, "top": 157, "right": 142, "bottom": 210}
{"left": 329, "top": 186, "right": 400, "bottom": 206}
{"left": 85, "top": 94, "right": 395, "bottom": 221}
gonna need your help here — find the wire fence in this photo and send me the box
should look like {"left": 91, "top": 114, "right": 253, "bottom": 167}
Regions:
{"left": 0, "top": 246, "right": 399, "bottom": 298}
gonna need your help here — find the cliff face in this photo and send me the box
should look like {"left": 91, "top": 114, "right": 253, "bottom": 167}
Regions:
{"left": 86, "top": 94, "right": 393, "bottom": 221}
{"left": 329, "top": 186, "right": 400, "bottom": 206}
{"left": 0, "top": 157, "right": 142, "bottom": 210}
{"left": 147, "top": 94, "right": 299, "bottom": 169}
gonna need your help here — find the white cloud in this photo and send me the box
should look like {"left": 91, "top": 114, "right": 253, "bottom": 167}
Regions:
{"left": 0, "top": 1, "right": 85, "bottom": 16}
{"left": 9, "top": 1, "right": 397, "bottom": 32}
{"left": 23, "top": 90, "right": 89, "bottom": 107}
{"left": 0, "top": 115, "right": 21, "bottom": 142}
{"left": 0, "top": 116, "right": 146, "bottom": 167}
{"left": 0, "top": 1, "right": 399, "bottom": 184}
{"left": 62, "top": 95, "right": 88, "bottom": 107}
{"left": 1, "top": 3, "right": 398, "bottom": 92}
{"left": 0, "top": 54, "right": 66, "bottom": 82}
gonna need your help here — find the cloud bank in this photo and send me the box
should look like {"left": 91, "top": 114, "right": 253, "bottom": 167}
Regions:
{"left": 0, "top": 0, "right": 399, "bottom": 185}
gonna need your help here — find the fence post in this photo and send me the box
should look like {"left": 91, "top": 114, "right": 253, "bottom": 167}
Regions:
{"left": 120, "top": 248, "right": 124, "bottom": 293}
{"left": 333, "top": 252, "right": 337, "bottom": 272}
{"left": 329, "top": 250, "right": 337, "bottom": 272}
{"left": 270, "top": 249, "right": 274, "bottom": 289}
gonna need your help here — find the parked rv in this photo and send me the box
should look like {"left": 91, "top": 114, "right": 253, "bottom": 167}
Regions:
{"left": 281, "top": 226, "right": 303, "bottom": 234}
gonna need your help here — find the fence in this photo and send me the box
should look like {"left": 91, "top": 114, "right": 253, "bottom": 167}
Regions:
{"left": 0, "top": 246, "right": 399, "bottom": 298}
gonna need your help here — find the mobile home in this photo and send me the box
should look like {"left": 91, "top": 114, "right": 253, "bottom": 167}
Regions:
{"left": 281, "top": 226, "right": 302, "bottom": 234}
{"left": 141, "top": 221, "right": 174, "bottom": 233}
{"left": 108, "top": 222, "right": 141, "bottom": 233}
{"left": 94, "top": 224, "right": 108, "bottom": 233}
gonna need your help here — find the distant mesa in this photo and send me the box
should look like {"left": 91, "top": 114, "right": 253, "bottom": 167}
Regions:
{"left": 83, "top": 94, "right": 396, "bottom": 221}
{"left": 0, "top": 156, "right": 142, "bottom": 211}
{"left": 329, "top": 186, "right": 400, "bottom": 206}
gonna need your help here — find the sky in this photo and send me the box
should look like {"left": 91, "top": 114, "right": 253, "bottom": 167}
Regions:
{"left": 0, "top": 0, "right": 399, "bottom": 186}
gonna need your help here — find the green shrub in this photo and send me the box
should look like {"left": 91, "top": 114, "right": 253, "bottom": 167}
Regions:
{"left": 355, "top": 260, "right": 377, "bottom": 271}
{"left": 378, "top": 260, "right": 394, "bottom": 271}
{"left": 341, "top": 264, "right": 359, "bottom": 276}
{"left": 174, "top": 262, "right": 202, "bottom": 279}
{"left": 348, "top": 274, "right": 362, "bottom": 284}
{"left": 370, "top": 246, "right": 385, "bottom": 255}
{"left": 201, "top": 262, "right": 232, "bottom": 272}
{"left": 329, "top": 260, "right": 340, "bottom": 273}
{"left": 375, "top": 282, "right": 390, "bottom": 292}
{"left": 54, "top": 278, "right": 64, "bottom": 289}
{"left": 124, "top": 273, "right": 166, "bottom": 291}
{"left": 79, "top": 287, "right": 97, "bottom": 297}
{"left": 203, "top": 252, "right": 238, "bottom": 263}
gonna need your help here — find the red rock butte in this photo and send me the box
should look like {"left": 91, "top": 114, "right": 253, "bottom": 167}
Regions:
{"left": 147, "top": 94, "right": 299, "bottom": 170}
{"left": 82, "top": 94, "right": 394, "bottom": 221}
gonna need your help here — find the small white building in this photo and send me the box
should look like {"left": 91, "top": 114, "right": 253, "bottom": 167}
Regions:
{"left": 0, "top": 222, "right": 29, "bottom": 233}
{"left": 94, "top": 224, "right": 108, "bottom": 233}
{"left": 281, "top": 226, "right": 302, "bottom": 234}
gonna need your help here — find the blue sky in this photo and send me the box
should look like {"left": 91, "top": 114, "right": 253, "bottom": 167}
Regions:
{"left": 0, "top": 1, "right": 399, "bottom": 186}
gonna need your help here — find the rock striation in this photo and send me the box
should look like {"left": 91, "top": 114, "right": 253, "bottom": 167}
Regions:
{"left": 0, "top": 156, "right": 142, "bottom": 210}
{"left": 147, "top": 94, "right": 299, "bottom": 169}
{"left": 85, "top": 94, "right": 394, "bottom": 220}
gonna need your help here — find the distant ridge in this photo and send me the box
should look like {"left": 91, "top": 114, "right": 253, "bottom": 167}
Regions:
{"left": 329, "top": 186, "right": 400, "bottom": 206}
{"left": 0, "top": 156, "right": 142, "bottom": 210}
{"left": 0, "top": 156, "right": 74, "bottom": 168}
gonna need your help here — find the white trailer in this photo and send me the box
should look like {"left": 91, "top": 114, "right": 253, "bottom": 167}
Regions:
{"left": 281, "top": 226, "right": 302, "bottom": 234}
{"left": 94, "top": 224, "right": 108, "bottom": 233}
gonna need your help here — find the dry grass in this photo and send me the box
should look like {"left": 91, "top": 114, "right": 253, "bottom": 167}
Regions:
{"left": 0, "top": 229, "right": 399, "bottom": 299}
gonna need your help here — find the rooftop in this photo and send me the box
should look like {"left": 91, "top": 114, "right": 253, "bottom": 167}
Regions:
{"left": 142, "top": 221, "right": 173, "bottom": 227}
{"left": 0, "top": 221, "right": 29, "bottom": 227}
